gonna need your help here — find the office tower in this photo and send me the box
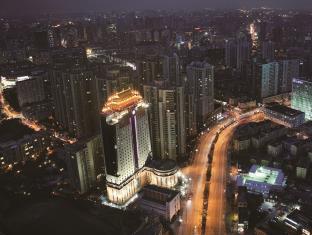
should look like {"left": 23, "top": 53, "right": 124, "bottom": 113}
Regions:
{"left": 186, "top": 62, "right": 214, "bottom": 130}
{"left": 101, "top": 89, "right": 151, "bottom": 204}
{"left": 236, "top": 32, "right": 252, "bottom": 71}
{"left": 261, "top": 41, "right": 275, "bottom": 61}
{"left": 63, "top": 135, "right": 103, "bottom": 193}
{"left": 278, "top": 59, "right": 300, "bottom": 93}
{"left": 261, "top": 62, "right": 279, "bottom": 98}
{"left": 225, "top": 38, "right": 237, "bottom": 68}
{"left": 50, "top": 64, "right": 100, "bottom": 139}
{"left": 143, "top": 82, "right": 186, "bottom": 161}
{"left": 292, "top": 78, "right": 312, "bottom": 120}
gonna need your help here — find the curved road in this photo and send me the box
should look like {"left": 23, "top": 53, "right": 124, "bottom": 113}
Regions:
{"left": 205, "top": 113, "right": 264, "bottom": 235}
{"left": 178, "top": 112, "right": 264, "bottom": 235}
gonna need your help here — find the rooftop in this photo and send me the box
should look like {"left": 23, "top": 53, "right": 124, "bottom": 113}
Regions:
{"left": 237, "top": 165, "right": 285, "bottom": 187}
{"left": 101, "top": 88, "right": 143, "bottom": 115}
{"left": 145, "top": 159, "right": 178, "bottom": 172}
{"left": 265, "top": 103, "right": 304, "bottom": 118}
{"left": 141, "top": 185, "right": 180, "bottom": 205}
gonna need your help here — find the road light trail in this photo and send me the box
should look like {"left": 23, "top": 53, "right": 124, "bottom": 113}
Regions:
{"left": 205, "top": 113, "right": 264, "bottom": 235}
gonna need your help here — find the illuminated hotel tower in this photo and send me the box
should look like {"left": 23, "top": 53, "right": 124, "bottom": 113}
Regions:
{"left": 101, "top": 88, "right": 152, "bottom": 204}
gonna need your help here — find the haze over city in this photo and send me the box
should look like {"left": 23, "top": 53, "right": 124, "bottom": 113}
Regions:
{"left": 0, "top": 1, "right": 312, "bottom": 235}
{"left": 1, "top": 0, "right": 312, "bottom": 15}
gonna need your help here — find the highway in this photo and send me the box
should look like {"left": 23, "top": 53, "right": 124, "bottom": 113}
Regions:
{"left": 178, "top": 124, "right": 221, "bottom": 235}
{"left": 205, "top": 113, "right": 264, "bottom": 235}
{"left": 178, "top": 111, "right": 264, "bottom": 235}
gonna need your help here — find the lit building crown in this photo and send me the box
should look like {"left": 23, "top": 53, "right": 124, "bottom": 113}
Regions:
{"left": 101, "top": 89, "right": 148, "bottom": 125}
{"left": 102, "top": 88, "right": 144, "bottom": 115}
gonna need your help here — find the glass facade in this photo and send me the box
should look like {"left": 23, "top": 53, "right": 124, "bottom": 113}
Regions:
{"left": 292, "top": 78, "right": 312, "bottom": 120}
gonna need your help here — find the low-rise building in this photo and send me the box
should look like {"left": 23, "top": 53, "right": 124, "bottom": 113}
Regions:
{"left": 139, "top": 185, "right": 181, "bottom": 222}
{"left": 267, "top": 141, "right": 283, "bottom": 157}
{"left": 0, "top": 119, "right": 50, "bottom": 164}
{"left": 251, "top": 123, "right": 287, "bottom": 149}
{"left": 296, "top": 157, "right": 310, "bottom": 179}
{"left": 263, "top": 103, "right": 305, "bottom": 128}
{"left": 237, "top": 165, "right": 286, "bottom": 195}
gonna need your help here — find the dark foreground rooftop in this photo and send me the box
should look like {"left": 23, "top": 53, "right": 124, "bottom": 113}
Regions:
{"left": 0, "top": 195, "right": 143, "bottom": 235}
{"left": 0, "top": 119, "right": 34, "bottom": 142}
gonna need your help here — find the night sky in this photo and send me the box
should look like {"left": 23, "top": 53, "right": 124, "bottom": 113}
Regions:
{"left": 1, "top": 0, "right": 312, "bottom": 15}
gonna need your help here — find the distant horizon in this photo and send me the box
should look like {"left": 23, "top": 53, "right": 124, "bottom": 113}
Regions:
{"left": 1, "top": 0, "right": 312, "bottom": 17}
{"left": 1, "top": 8, "right": 312, "bottom": 19}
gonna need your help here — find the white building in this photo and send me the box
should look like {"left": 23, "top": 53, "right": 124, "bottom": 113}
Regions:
{"left": 237, "top": 165, "right": 286, "bottom": 195}
{"left": 101, "top": 89, "right": 180, "bottom": 205}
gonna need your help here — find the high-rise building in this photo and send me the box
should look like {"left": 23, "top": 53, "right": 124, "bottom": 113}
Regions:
{"left": 136, "top": 54, "right": 181, "bottom": 87}
{"left": 261, "top": 40, "right": 275, "bottom": 62}
{"left": 63, "top": 135, "right": 103, "bottom": 193}
{"left": 278, "top": 59, "right": 300, "bottom": 93}
{"left": 101, "top": 89, "right": 151, "bottom": 203}
{"left": 186, "top": 62, "right": 214, "bottom": 130}
{"left": 143, "top": 82, "right": 186, "bottom": 161}
{"left": 236, "top": 32, "right": 252, "bottom": 71}
{"left": 136, "top": 56, "right": 164, "bottom": 85}
{"left": 225, "top": 38, "right": 237, "bottom": 68}
{"left": 100, "top": 88, "right": 180, "bottom": 204}
{"left": 50, "top": 64, "right": 100, "bottom": 139}
{"left": 261, "top": 62, "right": 279, "bottom": 98}
{"left": 163, "top": 53, "right": 181, "bottom": 86}
{"left": 292, "top": 78, "right": 312, "bottom": 120}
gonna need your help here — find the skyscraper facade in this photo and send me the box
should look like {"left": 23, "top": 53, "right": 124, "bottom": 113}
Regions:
{"left": 50, "top": 64, "right": 100, "bottom": 139}
{"left": 186, "top": 62, "right": 214, "bottom": 130}
{"left": 101, "top": 89, "right": 151, "bottom": 203}
{"left": 143, "top": 82, "right": 186, "bottom": 161}
{"left": 101, "top": 88, "right": 180, "bottom": 204}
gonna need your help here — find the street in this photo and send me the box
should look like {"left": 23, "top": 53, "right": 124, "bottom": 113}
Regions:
{"left": 178, "top": 112, "right": 264, "bottom": 235}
